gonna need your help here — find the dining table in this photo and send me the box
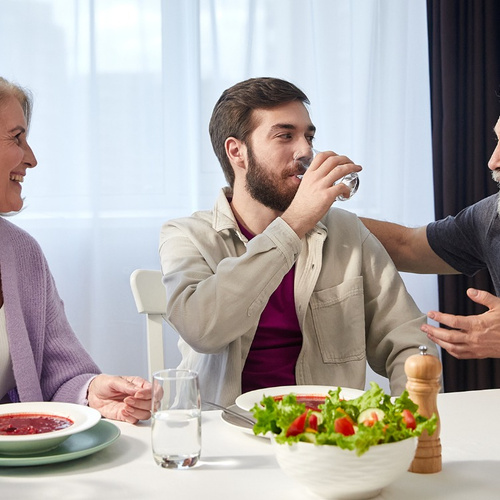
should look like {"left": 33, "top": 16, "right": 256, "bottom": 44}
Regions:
{"left": 1, "top": 388, "right": 499, "bottom": 500}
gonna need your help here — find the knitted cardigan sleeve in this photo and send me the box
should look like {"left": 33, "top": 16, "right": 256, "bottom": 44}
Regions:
{"left": 40, "top": 269, "right": 102, "bottom": 403}
{"left": 2, "top": 219, "right": 101, "bottom": 403}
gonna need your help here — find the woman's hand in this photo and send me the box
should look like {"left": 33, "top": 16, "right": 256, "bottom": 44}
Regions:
{"left": 87, "top": 374, "right": 152, "bottom": 424}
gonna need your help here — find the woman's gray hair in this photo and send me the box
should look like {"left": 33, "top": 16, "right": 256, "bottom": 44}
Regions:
{"left": 0, "top": 77, "right": 33, "bottom": 216}
{"left": 0, "top": 76, "right": 33, "bottom": 126}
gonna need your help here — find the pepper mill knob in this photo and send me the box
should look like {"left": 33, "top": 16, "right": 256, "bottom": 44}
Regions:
{"left": 404, "top": 345, "right": 442, "bottom": 473}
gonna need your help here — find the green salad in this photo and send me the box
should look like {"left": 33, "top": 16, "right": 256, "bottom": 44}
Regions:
{"left": 251, "top": 382, "right": 438, "bottom": 456}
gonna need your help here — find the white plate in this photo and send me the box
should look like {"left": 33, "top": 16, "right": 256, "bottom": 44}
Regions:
{"left": 0, "top": 402, "right": 101, "bottom": 455}
{"left": 235, "top": 385, "right": 365, "bottom": 411}
{"left": 220, "top": 405, "right": 259, "bottom": 436}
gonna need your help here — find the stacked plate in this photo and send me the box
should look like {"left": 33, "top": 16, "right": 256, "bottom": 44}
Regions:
{"left": 0, "top": 402, "right": 120, "bottom": 466}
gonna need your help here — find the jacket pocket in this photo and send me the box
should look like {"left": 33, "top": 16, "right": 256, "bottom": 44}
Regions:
{"left": 310, "top": 276, "right": 366, "bottom": 364}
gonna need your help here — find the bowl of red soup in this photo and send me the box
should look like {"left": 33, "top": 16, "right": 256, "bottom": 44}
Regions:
{"left": 0, "top": 402, "right": 101, "bottom": 455}
{"left": 271, "top": 393, "right": 327, "bottom": 411}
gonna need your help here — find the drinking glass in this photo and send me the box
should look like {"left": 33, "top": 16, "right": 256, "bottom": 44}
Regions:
{"left": 295, "top": 148, "right": 359, "bottom": 201}
{"left": 151, "top": 369, "right": 201, "bottom": 469}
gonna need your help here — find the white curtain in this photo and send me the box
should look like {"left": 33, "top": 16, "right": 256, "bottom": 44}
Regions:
{"left": 1, "top": 0, "right": 437, "bottom": 383}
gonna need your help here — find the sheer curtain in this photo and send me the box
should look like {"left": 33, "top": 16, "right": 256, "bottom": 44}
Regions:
{"left": 1, "top": 0, "right": 437, "bottom": 384}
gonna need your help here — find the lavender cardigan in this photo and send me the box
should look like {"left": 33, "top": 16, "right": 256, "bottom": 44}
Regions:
{"left": 0, "top": 217, "right": 101, "bottom": 404}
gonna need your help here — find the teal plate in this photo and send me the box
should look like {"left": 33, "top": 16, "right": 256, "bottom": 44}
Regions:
{"left": 0, "top": 420, "right": 120, "bottom": 467}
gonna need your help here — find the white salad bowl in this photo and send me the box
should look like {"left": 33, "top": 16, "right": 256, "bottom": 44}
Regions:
{"left": 271, "top": 435, "right": 417, "bottom": 500}
{"left": 0, "top": 402, "right": 101, "bottom": 456}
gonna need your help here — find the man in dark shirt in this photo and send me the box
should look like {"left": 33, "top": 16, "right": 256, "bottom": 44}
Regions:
{"left": 361, "top": 116, "right": 500, "bottom": 360}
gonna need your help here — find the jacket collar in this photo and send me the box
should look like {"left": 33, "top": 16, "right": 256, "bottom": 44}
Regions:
{"left": 211, "top": 187, "right": 240, "bottom": 233}
{"left": 211, "top": 186, "right": 328, "bottom": 238}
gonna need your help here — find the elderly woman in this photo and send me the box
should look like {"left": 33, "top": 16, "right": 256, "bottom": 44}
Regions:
{"left": 0, "top": 76, "right": 151, "bottom": 423}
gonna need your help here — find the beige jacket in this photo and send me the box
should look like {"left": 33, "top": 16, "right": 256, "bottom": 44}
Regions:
{"left": 159, "top": 188, "right": 437, "bottom": 406}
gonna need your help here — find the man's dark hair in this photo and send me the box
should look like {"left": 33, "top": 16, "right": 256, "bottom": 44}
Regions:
{"left": 209, "top": 77, "right": 310, "bottom": 187}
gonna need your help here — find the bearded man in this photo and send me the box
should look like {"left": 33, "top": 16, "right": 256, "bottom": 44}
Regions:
{"left": 361, "top": 117, "right": 500, "bottom": 361}
{"left": 159, "top": 77, "right": 437, "bottom": 406}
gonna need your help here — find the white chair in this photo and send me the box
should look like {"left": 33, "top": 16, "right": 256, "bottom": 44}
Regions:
{"left": 130, "top": 269, "right": 167, "bottom": 379}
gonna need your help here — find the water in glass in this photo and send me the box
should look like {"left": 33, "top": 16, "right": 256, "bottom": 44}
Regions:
{"left": 152, "top": 408, "right": 201, "bottom": 469}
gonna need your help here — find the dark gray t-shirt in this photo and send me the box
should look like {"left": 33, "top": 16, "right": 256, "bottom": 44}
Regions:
{"left": 426, "top": 193, "right": 500, "bottom": 295}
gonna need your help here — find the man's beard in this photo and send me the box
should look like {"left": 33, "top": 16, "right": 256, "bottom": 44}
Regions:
{"left": 245, "top": 145, "right": 298, "bottom": 212}
{"left": 491, "top": 170, "right": 500, "bottom": 216}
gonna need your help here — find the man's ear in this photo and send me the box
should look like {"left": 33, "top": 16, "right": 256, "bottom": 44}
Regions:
{"left": 225, "top": 137, "right": 247, "bottom": 171}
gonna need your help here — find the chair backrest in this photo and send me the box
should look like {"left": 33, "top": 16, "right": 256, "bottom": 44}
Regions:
{"left": 130, "top": 269, "right": 167, "bottom": 379}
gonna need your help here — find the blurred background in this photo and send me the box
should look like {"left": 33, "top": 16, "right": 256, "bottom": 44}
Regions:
{"left": 0, "top": 0, "right": 472, "bottom": 388}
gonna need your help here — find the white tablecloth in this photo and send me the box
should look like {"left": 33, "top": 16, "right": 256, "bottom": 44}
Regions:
{"left": 1, "top": 389, "right": 499, "bottom": 500}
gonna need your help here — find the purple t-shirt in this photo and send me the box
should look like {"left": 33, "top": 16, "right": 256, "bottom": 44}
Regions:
{"left": 239, "top": 224, "right": 303, "bottom": 393}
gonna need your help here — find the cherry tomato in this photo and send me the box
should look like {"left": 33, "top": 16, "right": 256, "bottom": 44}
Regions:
{"left": 334, "top": 416, "right": 355, "bottom": 436}
{"left": 286, "top": 411, "right": 308, "bottom": 437}
{"left": 402, "top": 409, "right": 416, "bottom": 430}
{"left": 308, "top": 413, "right": 318, "bottom": 431}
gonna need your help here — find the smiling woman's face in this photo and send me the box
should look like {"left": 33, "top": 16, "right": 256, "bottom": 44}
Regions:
{"left": 0, "top": 95, "right": 37, "bottom": 213}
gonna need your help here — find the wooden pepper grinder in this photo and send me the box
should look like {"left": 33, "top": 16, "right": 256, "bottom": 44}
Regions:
{"left": 404, "top": 345, "right": 442, "bottom": 473}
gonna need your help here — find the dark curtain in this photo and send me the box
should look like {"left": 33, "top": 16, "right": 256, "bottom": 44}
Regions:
{"left": 427, "top": 0, "right": 500, "bottom": 391}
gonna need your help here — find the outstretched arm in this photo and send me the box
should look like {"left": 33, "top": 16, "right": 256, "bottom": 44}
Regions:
{"left": 421, "top": 288, "right": 500, "bottom": 359}
{"left": 87, "top": 375, "right": 152, "bottom": 424}
{"left": 359, "top": 218, "right": 458, "bottom": 274}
